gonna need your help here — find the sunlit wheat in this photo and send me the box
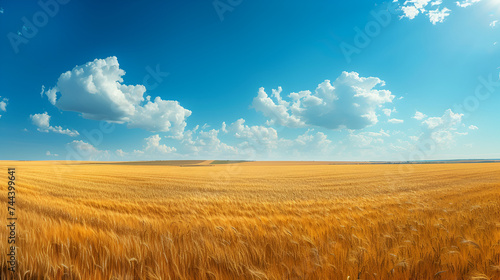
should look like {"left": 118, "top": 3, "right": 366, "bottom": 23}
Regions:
{"left": 0, "top": 161, "right": 499, "bottom": 279}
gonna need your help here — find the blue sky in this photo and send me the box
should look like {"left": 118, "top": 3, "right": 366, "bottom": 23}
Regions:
{"left": 0, "top": 0, "right": 499, "bottom": 161}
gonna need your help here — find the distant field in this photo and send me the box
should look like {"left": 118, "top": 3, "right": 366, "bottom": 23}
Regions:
{"left": 1, "top": 161, "right": 500, "bottom": 279}
{"left": 94, "top": 160, "right": 212, "bottom": 166}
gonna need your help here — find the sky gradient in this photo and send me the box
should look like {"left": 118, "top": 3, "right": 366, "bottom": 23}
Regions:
{"left": 0, "top": 0, "right": 499, "bottom": 161}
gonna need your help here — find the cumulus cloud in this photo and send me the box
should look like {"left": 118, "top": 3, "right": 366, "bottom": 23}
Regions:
{"left": 229, "top": 118, "right": 279, "bottom": 154}
{"left": 114, "top": 125, "right": 239, "bottom": 160}
{"left": 111, "top": 120, "right": 338, "bottom": 161}
{"left": 347, "top": 132, "right": 383, "bottom": 148}
{"left": 422, "top": 109, "right": 461, "bottom": 129}
{"left": 30, "top": 112, "right": 79, "bottom": 137}
{"left": 252, "top": 71, "right": 395, "bottom": 130}
{"left": 428, "top": 7, "right": 451, "bottom": 24}
{"left": 333, "top": 129, "right": 395, "bottom": 160}
{"left": 115, "top": 149, "right": 128, "bottom": 157}
{"left": 114, "top": 129, "right": 238, "bottom": 160}
{"left": 490, "top": 20, "right": 498, "bottom": 28}
{"left": 382, "top": 108, "right": 397, "bottom": 116}
{"left": 42, "top": 56, "right": 191, "bottom": 137}
{"left": 419, "top": 109, "right": 466, "bottom": 145}
{"left": 46, "top": 151, "right": 59, "bottom": 157}
{"left": 276, "top": 129, "right": 334, "bottom": 159}
{"left": 0, "top": 97, "right": 7, "bottom": 111}
{"left": 399, "top": 0, "right": 470, "bottom": 24}
{"left": 221, "top": 122, "right": 228, "bottom": 133}
{"left": 224, "top": 120, "right": 337, "bottom": 159}
{"left": 144, "top": 134, "right": 176, "bottom": 154}
{"left": 468, "top": 125, "right": 478, "bottom": 130}
{"left": 176, "top": 126, "right": 238, "bottom": 157}
{"left": 401, "top": 5, "right": 421, "bottom": 19}
{"left": 0, "top": 96, "right": 7, "bottom": 118}
{"left": 126, "top": 97, "right": 191, "bottom": 136}
{"left": 413, "top": 111, "right": 427, "bottom": 120}
{"left": 67, "top": 140, "right": 108, "bottom": 161}
{"left": 456, "top": 0, "right": 480, "bottom": 8}
{"left": 118, "top": 119, "right": 336, "bottom": 160}
{"left": 401, "top": 0, "right": 431, "bottom": 19}
{"left": 251, "top": 87, "right": 304, "bottom": 128}
{"left": 292, "top": 130, "right": 332, "bottom": 151}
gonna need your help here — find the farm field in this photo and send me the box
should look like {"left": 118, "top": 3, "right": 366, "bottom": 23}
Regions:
{"left": 1, "top": 161, "right": 500, "bottom": 279}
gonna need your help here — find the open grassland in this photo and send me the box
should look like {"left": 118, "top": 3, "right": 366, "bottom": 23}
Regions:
{"left": 1, "top": 161, "right": 500, "bottom": 279}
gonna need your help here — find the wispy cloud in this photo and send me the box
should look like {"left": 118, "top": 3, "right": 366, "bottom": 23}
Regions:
{"left": 30, "top": 112, "right": 79, "bottom": 137}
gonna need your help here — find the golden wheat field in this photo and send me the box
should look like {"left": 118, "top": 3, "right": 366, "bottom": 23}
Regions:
{"left": 1, "top": 161, "right": 500, "bottom": 280}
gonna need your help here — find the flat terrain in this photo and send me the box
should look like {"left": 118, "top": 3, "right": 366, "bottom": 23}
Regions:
{"left": 1, "top": 161, "right": 500, "bottom": 279}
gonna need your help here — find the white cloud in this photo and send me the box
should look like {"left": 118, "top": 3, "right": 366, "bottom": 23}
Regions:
{"left": 227, "top": 120, "right": 335, "bottom": 159}
{"left": 46, "top": 151, "right": 59, "bottom": 157}
{"left": 404, "top": 0, "right": 431, "bottom": 10}
{"left": 388, "top": 118, "right": 404, "bottom": 124}
{"left": 382, "top": 108, "right": 397, "bottom": 116}
{"left": 115, "top": 149, "right": 128, "bottom": 157}
{"left": 456, "top": 0, "right": 480, "bottom": 8}
{"left": 365, "top": 129, "right": 391, "bottom": 138}
{"left": 42, "top": 56, "right": 191, "bottom": 137}
{"left": 116, "top": 129, "right": 238, "bottom": 160}
{"left": 144, "top": 134, "right": 176, "bottom": 154}
{"left": 428, "top": 7, "right": 451, "bottom": 24}
{"left": 0, "top": 97, "right": 7, "bottom": 118}
{"left": 413, "top": 111, "right": 427, "bottom": 120}
{"left": 67, "top": 140, "right": 108, "bottom": 161}
{"left": 292, "top": 130, "right": 332, "bottom": 151}
{"left": 335, "top": 129, "right": 408, "bottom": 160}
{"left": 468, "top": 125, "right": 478, "bottom": 130}
{"left": 420, "top": 109, "right": 466, "bottom": 145}
{"left": 31, "top": 112, "right": 51, "bottom": 128}
{"left": 348, "top": 133, "right": 383, "bottom": 148}
{"left": 490, "top": 20, "right": 498, "bottom": 28}
{"left": 401, "top": 0, "right": 431, "bottom": 19}
{"left": 126, "top": 97, "right": 191, "bottom": 137}
{"left": 30, "top": 112, "right": 79, "bottom": 137}
{"left": 401, "top": 5, "right": 421, "bottom": 19}
{"left": 178, "top": 127, "right": 237, "bottom": 157}
{"left": 422, "top": 109, "right": 461, "bottom": 129}
{"left": 221, "top": 122, "right": 228, "bottom": 133}
{"left": 0, "top": 97, "right": 7, "bottom": 111}
{"left": 276, "top": 129, "right": 334, "bottom": 159}
{"left": 115, "top": 125, "right": 238, "bottom": 160}
{"left": 111, "top": 120, "right": 339, "bottom": 161}
{"left": 252, "top": 71, "right": 395, "bottom": 130}
{"left": 229, "top": 119, "right": 279, "bottom": 154}
{"left": 409, "top": 135, "right": 420, "bottom": 141}
{"left": 251, "top": 86, "right": 304, "bottom": 128}
{"left": 399, "top": 0, "right": 475, "bottom": 24}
